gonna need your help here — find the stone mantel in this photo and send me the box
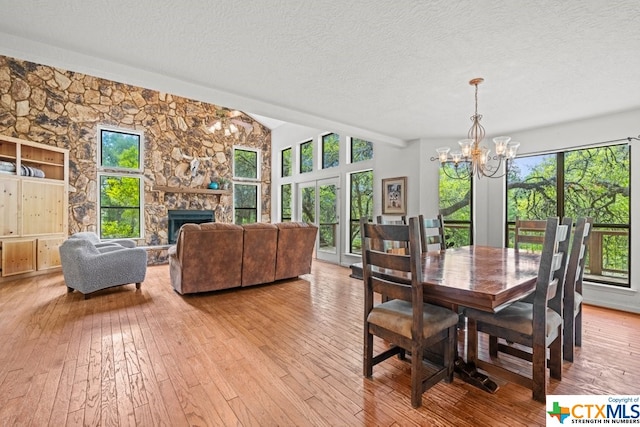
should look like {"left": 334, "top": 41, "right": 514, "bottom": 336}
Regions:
{"left": 153, "top": 186, "right": 229, "bottom": 195}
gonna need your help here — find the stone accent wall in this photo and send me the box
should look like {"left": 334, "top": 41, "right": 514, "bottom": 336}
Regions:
{"left": 0, "top": 56, "right": 271, "bottom": 263}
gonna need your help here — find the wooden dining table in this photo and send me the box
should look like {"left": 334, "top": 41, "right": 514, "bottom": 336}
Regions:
{"left": 353, "top": 245, "right": 541, "bottom": 312}
{"left": 417, "top": 245, "right": 541, "bottom": 313}
{"left": 354, "top": 245, "right": 543, "bottom": 393}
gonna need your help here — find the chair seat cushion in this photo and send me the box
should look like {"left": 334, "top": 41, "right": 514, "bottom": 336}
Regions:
{"left": 368, "top": 299, "right": 458, "bottom": 339}
{"left": 465, "top": 302, "right": 562, "bottom": 339}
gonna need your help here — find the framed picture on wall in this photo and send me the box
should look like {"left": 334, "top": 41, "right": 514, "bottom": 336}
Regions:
{"left": 382, "top": 176, "right": 407, "bottom": 215}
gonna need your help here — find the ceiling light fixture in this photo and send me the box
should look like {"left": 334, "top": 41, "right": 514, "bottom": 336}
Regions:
{"left": 208, "top": 109, "right": 254, "bottom": 136}
{"left": 432, "top": 78, "right": 520, "bottom": 179}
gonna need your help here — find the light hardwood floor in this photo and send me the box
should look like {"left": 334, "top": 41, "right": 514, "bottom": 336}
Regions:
{"left": 0, "top": 261, "right": 638, "bottom": 426}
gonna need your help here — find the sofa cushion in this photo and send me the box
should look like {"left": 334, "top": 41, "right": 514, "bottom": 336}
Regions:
{"left": 241, "top": 223, "right": 278, "bottom": 286}
{"left": 170, "top": 222, "right": 244, "bottom": 294}
{"left": 274, "top": 222, "right": 318, "bottom": 280}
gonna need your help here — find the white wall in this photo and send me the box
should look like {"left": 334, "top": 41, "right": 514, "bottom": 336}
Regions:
{"left": 271, "top": 109, "right": 640, "bottom": 313}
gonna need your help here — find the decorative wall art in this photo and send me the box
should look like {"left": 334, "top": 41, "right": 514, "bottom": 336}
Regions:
{"left": 382, "top": 176, "right": 407, "bottom": 215}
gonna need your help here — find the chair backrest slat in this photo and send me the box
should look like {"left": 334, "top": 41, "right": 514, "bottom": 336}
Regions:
{"left": 564, "top": 217, "right": 593, "bottom": 298}
{"left": 514, "top": 218, "right": 548, "bottom": 250}
{"left": 375, "top": 216, "right": 408, "bottom": 253}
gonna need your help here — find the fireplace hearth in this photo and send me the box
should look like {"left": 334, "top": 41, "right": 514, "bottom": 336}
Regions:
{"left": 168, "top": 210, "right": 214, "bottom": 244}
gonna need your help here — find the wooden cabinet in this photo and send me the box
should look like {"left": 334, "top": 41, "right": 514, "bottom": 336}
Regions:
{"left": 0, "top": 178, "right": 19, "bottom": 237}
{"left": 37, "top": 237, "right": 65, "bottom": 271}
{"left": 0, "top": 136, "right": 68, "bottom": 280}
{"left": 1, "top": 239, "right": 36, "bottom": 276}
{"left": 22, "top": 181, "right": 66, "bottom": 235}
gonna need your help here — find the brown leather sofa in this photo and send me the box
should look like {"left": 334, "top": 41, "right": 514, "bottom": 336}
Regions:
{"left": 168, "top": 221, "right": 318, "bottom": 294}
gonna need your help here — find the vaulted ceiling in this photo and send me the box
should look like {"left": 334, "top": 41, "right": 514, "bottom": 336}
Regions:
{"left": 1, "top": 1, "right": 639, "bottom": 146}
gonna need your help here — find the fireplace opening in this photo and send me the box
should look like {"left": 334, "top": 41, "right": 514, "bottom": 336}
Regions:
{"left": 168, "top": 210, "right": 214, "bottom": 244}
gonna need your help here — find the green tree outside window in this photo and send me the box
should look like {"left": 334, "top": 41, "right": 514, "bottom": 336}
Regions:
{"left": 351, "top": 138, "right": 373, "bottom": 163}
{"left": 234, "top": 148, "right": 258, "bottom": 179}
{"left": 349, "top": 169, "right": 373, "bottom": 253}
{"left": 300, "top": 140, "right": 313, "bottom": 173}
{"left": 281, "top": 148, "right": 291, "bottom": 177}
{"left": 234, "top": 184, "right": 258, "bottom": 224}
{"left": 322, "top": 133, "right": 339, "bottom": 169}
{"left": 281, "top": 184, "right": 292, "bottom": 221}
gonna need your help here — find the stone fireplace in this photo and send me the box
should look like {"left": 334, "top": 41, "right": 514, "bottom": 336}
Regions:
{"left": 168, "top": 210, "right": 214, "bottom": 244}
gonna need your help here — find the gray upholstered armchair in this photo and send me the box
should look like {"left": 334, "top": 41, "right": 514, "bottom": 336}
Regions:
{"left": 59, "top": 238, "right": 147, "bottom": 298}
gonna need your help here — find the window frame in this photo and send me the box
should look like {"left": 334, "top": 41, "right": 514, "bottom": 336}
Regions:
{"left": 281, "top": 183, "right": 292, "bottom": 222}
{"left": 438, "top": 165, "right": 473, "bottom": 248}
{"left": 97, "top": 125, "right": 144, "bottom": 173}
{"left": 232, "top": 145, "right": 261, "bottom": 224}
{"left": 281, "top": 147, "right": 292, "bottom": 177}
{"left": 349, "top": 137, "right": 374, "bottom": 163}
{"left": 97, "top": 125, "right": 144, "bottom": 240}
{"left": 233, "top": 182, "right": 261, "bottom": 224}
{"left": 505, "top": 143, "right": 631, "bottom": 287}
{"left": 348, "top": 168, "right": 373, "bottom": 255}
{"left": 233, "top": 146, "right": 260, "bottom": 181}
{"left": 299, "top": 139, "right": 313, "bottom": 173}
{"left": 321, "top": 132, "right": 340, "bottom": 169}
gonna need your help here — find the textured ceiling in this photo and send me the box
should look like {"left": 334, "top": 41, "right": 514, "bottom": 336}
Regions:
{"left": 0, "top": 1, "right": 639, "bottom": 146}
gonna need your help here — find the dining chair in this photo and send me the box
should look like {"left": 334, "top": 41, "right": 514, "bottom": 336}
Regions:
{"left": 563, "top": 217, "right": 593, "bottom": 362}
{"left": 360, "top": 217, "right": 459, "bottom": 408}
{"left": 464, "top": 216, "right": 572, "bottom": 402}
{"left": 418, "top": 214, "right": 446, "bottom": 252}
{"left": 514, "top": 218, "right": 548, "bottom": 250}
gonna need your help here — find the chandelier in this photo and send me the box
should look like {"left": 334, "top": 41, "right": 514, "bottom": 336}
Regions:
{"left": 208, "top": 109, "right": 254, "bottom": 136}
{"left": 432, "top": 78, "right": 520, "bottom": 179}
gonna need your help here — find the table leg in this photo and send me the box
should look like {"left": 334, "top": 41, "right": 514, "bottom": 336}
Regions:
{"left": 426, "top": 300, "right": 500, "bottom": 393}
{"left": 455, "top": 316, "right": 499, "bottom": 393}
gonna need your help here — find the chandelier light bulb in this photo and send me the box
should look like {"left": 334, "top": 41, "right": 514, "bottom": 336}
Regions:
{"left": 458, "top": 139, "right": 473, "bottom": 158}
{"left": 493, "top": 136, "right": 511, "bottom": 156}
{"left": 506, "top": 142, "right": 520, "bottom": 159}
{"left": 436, "top": 147, "right": 450, "bottom": 163}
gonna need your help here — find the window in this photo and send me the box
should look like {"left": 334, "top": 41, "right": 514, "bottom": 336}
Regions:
{"left": 281, "top": 183, "right": 292, "bottom": 221}
{"left": 281, "top": 147, "right": 292, "bottom": 177}
{"left": 322, "top": 133, "right": 339, "bottom": 169}
{"left": 506, "top": 144, "right": 630, "bottom": 287}
{"left": 233, "top": 147, "right": 259, "bottom": 180}
{"left": 97, "top": 126, "right": 143, "bottom": 239}
{"left": 348, "top": 169, "right": 373, "bottom": 254}
{"left": 233, "top": 146, "right": 261, "bottom": 224}
{"left": 350, "top": 137, "right": 373, "bottom": 163}
{"left": 234, "top": 183, "right": 259, "bottom": 224}
{"left": 99, "top": 127, "right": 142, "bottom": 171}
{"left": 438, "top": 164, "right": 472, "bottom": 247}
{"left": 300, "top": 140, "right": 313, "bottom": 173}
